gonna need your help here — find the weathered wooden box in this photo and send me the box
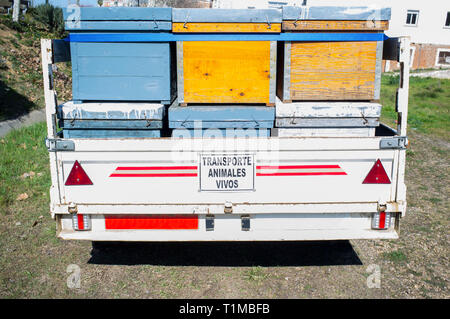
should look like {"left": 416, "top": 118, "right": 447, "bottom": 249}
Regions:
{"left": 58, "top": 101, "right": 165, "bottom": 138}
{"left": 173, "top": 8, "right": 281, "bottom": 106}
{"left": 169, "top": 101, "right": 274, "bottom": 137}
{"left": 274, "top": 99, "right": 381, "bottom": 137}
{"left": 63, "top": 7, "right": 175, "bottom": 104}
{"left": 277, "top": 6, "right": 390, "bottom": 102}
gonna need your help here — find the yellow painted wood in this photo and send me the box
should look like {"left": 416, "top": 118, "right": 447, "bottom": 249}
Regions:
{"left": 282, "top": 20, "right": 389, "bottom": 31}
{"left": 182, "top": 41, "right": 271, "bottom": 104}
{"left": 173, "top": 22, "right": 281, "bottom": 33}
{"left": 290, "top": 41, "right": 377, "bottom": 100}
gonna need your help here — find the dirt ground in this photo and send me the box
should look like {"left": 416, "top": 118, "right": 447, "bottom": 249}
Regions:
{"left": 0, "top": 130, "right": 448, "bottom": 299}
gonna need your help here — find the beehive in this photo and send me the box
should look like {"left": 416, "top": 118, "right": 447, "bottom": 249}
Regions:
{"left": 172, "top": 8, "right": 281, "bottom": 106}
{"left": 274, "top": 99, "right": 381, "bottom": 137}
{"left": 63, "top": 7, "right": 175, "bottom": 104}
{"left": 58, "top": 102, "right": 165, "bottom": 138}
{"left": 277, "top": 6, "right": 390, "bottom": 102}
{"left": 169, "top": 101, "right": 274, "bottom": 137}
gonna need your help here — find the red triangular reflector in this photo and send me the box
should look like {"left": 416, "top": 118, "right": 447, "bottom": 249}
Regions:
{"left": 363, "top": 159, "right": 391, "bottom": 184}
{"left": 65, "top": 160, "right": 93, "bottom": 186}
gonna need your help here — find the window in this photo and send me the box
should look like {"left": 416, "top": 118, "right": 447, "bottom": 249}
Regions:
{"left": 445, "top": 12, "right": 450, "bottom": 28}
{"left": 436, "top": 49, "right": 450, "bottom": 67}
{"left": 406, "top": 10, "right": 419, "bottom": 26}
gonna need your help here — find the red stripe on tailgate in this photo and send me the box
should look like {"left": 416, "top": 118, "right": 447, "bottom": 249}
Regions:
{"left": 104, "top": 215, "right": 199, "bottom": 230}
{"left": 115, "top": 166, "right": 198, "bottom": 170}
{"left": 256, "top": 165, "right": 341, "bottom": 169}
{"left": 110, "top": 173, "right": 198, "bottom": 177}
{"left": 256, "top": 172, "right": 347, "bottom": 176}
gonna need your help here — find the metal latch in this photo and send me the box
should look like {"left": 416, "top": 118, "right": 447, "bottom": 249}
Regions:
{"left": 224, "top": 201, "right": 233, "bottom": 214}
{"left": 46, "top": 138, "right": 75, "bottom": 152}
{"left": 380, "top": 136, "right": 408, "bottom": 149}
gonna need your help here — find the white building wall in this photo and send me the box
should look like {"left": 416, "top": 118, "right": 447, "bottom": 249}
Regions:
{"left": 307, "top": 0, "right": 450, "bottom": 45}
{"left": 213, "top": 0, "right": 450, "bottom": 45}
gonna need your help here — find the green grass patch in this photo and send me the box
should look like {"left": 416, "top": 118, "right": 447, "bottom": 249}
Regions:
{"left": 380, "top": 75, "right": 450, "bottom": 140}
{"left": 382, "top": 250, "right": 408, "bottom": 263}
{"left": 0, "top": 122, "right": 50, "bottom": 211}
{"left": 243, "top": 266, "right": 269, "bottom": 282}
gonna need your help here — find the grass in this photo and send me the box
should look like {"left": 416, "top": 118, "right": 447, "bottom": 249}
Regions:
{"left": 243, "top": 266, "right": 269, "bottom": 282}
{"left": 382, "top": 250, "right": 408, "bottom": 263}
{"left": 380, "top": 75, "right": 450, "bottom": 140}
{"left": 0, "top": 122, "right": 50, "bottom": 212}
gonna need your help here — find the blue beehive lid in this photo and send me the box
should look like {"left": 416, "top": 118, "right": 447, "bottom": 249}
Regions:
{"left": 63, "top": 7, "right": 172, "bottom": 31}
{"left": 282, "top": 6, "right": 391, "bottom": 21}
{"left": 169, "top": 104, "right": 275, "bottom": 129}
{"left": 172, "top": 8, "right": 281, "bottom": 23}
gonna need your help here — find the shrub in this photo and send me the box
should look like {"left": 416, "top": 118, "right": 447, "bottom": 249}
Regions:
{"left": 28, "top": 4, "right": 64, "bottom": 36}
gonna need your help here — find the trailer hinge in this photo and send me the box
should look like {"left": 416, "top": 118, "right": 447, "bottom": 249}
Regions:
{"left": 45, "top": 138, "right": 75, "bottom": 152}
{"left": 380, "top": 136, "right": 408, "bottom": 149}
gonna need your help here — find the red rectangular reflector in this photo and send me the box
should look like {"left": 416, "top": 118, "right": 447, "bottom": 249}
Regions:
{"left": 104, "top": 215, "right": 198, "bottom": 230}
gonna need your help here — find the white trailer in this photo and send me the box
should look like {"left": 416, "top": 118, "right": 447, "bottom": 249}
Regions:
{"left": 41, "top": 37, "right": 410, "bottom": 242}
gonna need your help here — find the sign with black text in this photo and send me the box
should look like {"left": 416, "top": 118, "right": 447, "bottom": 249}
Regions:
{"left": 199, "top": 154, "right": 255, "bottom": 192}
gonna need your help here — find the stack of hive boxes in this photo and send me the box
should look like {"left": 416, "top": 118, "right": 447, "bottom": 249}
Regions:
{"left": 59, "top": 6, "right": 391, "bottom": 139}
{"left": 168, "top": 8, "right": 279, "bottom": 138}
{"left": 59, "top": 7, "right": 175, "bottom": 138}
{"left": 273, "top": 6, "right": 390, "bottom": 137}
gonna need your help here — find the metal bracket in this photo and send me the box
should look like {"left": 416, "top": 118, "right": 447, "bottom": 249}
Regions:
{"left": 380, "top": 136, "right": 408, "bottom": 150}
{"left": 46, "top": 138, "right": 75, "bottom": 152}
{"left": 241, "top": 215, "right": 250, "bottom": 231}
{"left": 205, "top": 215, "right": 214, "bottom": 231}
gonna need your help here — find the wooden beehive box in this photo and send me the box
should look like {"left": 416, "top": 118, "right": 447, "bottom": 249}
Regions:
{"left": 58, "top": 102, "right": 165, "bottom": 138}
{"left": 169, "top": 101, "right": 274, "bottom": 137}
{"left": 278, "top": 6, "right": 390, "bottom": 102}
{"left": 172, "top": 8, "right": 281, "bottom": 106}
{"left": 63, "top": 7, "right": 175, "bottom": 104}
{"left": 274, "top": 99, "right": 381, "bottom": 137}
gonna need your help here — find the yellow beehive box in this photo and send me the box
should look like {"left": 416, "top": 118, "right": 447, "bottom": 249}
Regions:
{"left": 173, "top": 8, "right": 281, "bottom": 106}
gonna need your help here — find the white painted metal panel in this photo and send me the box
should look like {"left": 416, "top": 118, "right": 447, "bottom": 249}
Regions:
{"left": 57, "top": 137, "right": 397, "bottom": 206}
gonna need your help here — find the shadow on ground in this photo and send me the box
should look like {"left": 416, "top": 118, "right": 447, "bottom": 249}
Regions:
{"left": 0, "top": 79, "right": 37, "bottom": 121}
{"left": 88, "top": 241, "right": 362, "bottom": 267}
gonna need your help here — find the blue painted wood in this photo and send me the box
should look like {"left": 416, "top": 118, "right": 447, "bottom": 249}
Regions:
{"left": 70, "top": 42, "right": 173, "bottom": 102}
{"left": 172, "top": 8, "right": 281, "bottom": 23}
{"left": 62, "top": 120, "right": 163, "bottom": 129}
{"left": 65, "top": 21, "right": 172, "bottom": 31}
{"left": 63, "top": 129, "right": 161, "bottom": 138}
{"left": 282, "top": 6, "right": 391, "bottom": 21}
{"left": 170, "top": 121, "right": 274, "bottom": 129}
{"left": 169, "top": 105, "right": 275, "bottom": 129}
{"left": 171, "top": 129, "right": 270, "bottom": 138}
{"left": 66, "top": 32, "right": 388, "bottom": 42}
{"left": 63, "top": 7, "right": 172, "bottom": 21}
